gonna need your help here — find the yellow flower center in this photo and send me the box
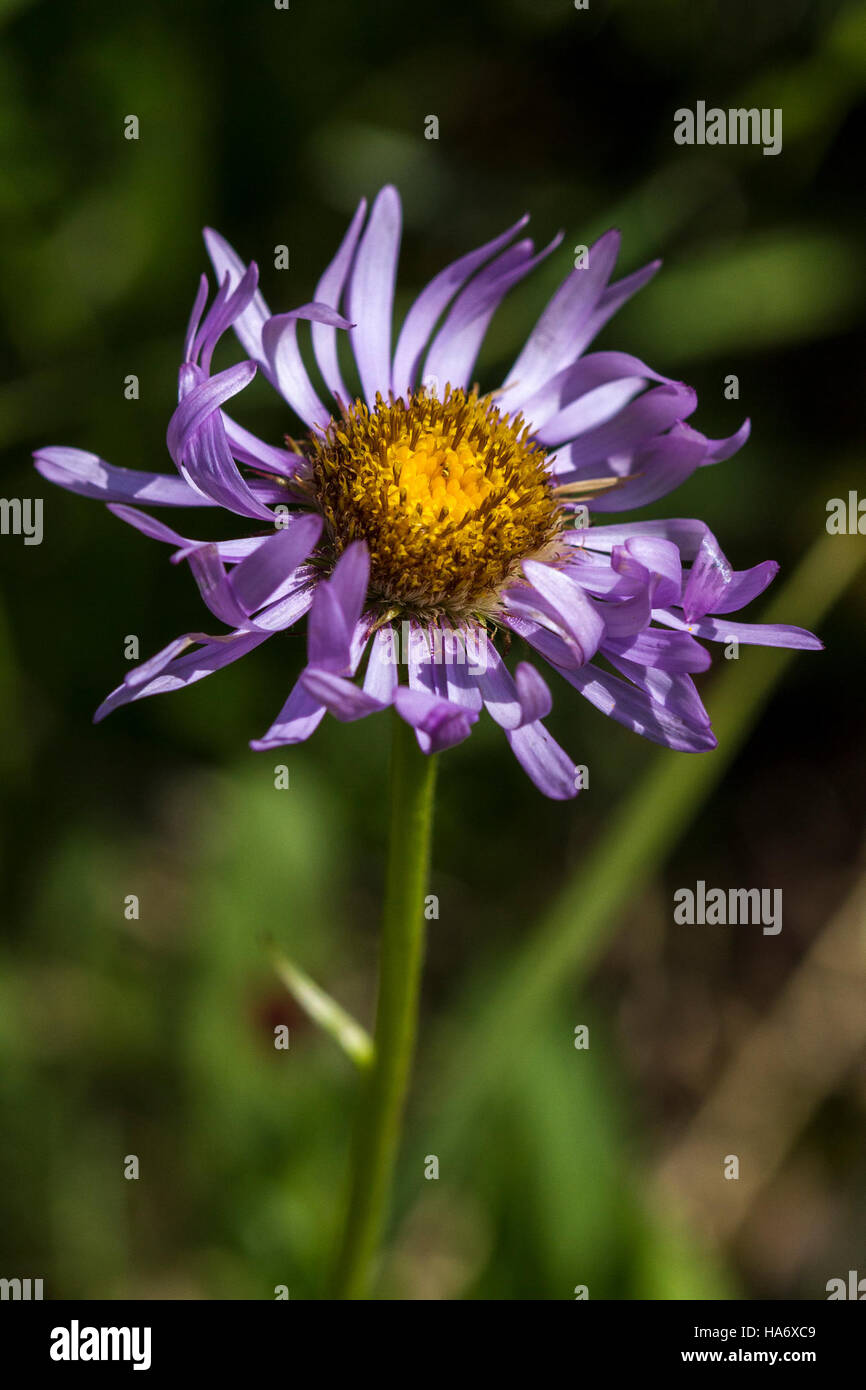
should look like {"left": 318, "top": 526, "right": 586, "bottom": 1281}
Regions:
{"left": 310, "top": 386, "right": 561, "bottom": 618}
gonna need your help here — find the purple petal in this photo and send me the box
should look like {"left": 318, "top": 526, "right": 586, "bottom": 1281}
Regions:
{"left": 603, "top": 627, "right": 712, "bottom": 673}
{"left": 576, "top": 257, "right": 662, "bottom": 354}
{"left": 167, "top": 359, "right": 254, "bottom": 461}
{"left": 501, "top": 229, "right": 622, "bottom": 410}
{"left": 261, "top": 304, "right": 353, "bottom": 430}
{"left": 405, "top": 624, "right": 448, "bottom": 700}
{"left": 300, "top": 666, "right": 388, "bottom": 722}
{"left": 123, "top": 634, "right": 199, "bottom": 689}
{"left": 510, "top": 560, "right": 605, "bottom": 663}
{"left": 307, "top": 583, "right": 354, "bottom": 672}
{"left": 251, "top": 676, "right": 327, "bottom": 750}
{"left": 515, "top": 662, "right": 552, "bottom": 723}
{"left": 230, "top": 515, "right": 323, "bottom": 615}
{"left": 656, "top": 609, "right": 823, "bottom": 651}
{"left": 34, "top": 446, "right": 217, "bottom": 508}
{"left": 682, "top": 549, "right": 777, "bottom": 622}
{"left": 569, "top": 518, "right": 719, "bottom": 562}
{"left": 473, "top": 639, "right": 558, "bottom": 729}
{"left": 183, "top": 274, "right": 210, "bottom": 364}
{"left": 168, "top": 363, "right": 275, "bottom": 521}
{"left": 392, "top": 214, "right": 530, "bottom": 400}
{"left": 502, "top": 612, "right": 584, "bottom": 672}
{"left": 532, "top": 376, "right": 647, "bottom": 441}
{"left": 95, "top": 629, "right": 269, "bottom": 722}
{"left": 595, "top": 583, "right": 655, "bottom": 638}
{"left": 107, "top": 503, "right": 268, "bottom": 565}
{"left": 474, "top": 637, "right": 524, "bottom": 727}
{"left": 307, "top": 543, "right": 370, "bottom": 672}
{"left": 394, "top": 685, "right": 478, "bottom": 753}
{"left": 328, "top": 540, "right": 370, "bottom": 632}
{"left": 612, "top": 537, "right": 683, "bottom": 608}
{"left": 424, "top": 233, "right": 563, "bottom": 392}
{"left": 442, "top": 635, "right": 485, "bottom": 712}
{"left": 571, "top": 517, "right": 782, "bottom": 619}
{"left": 312, "top": 197, "right": 368, "bottom": 405}
{"left": 701, "top": 418, "right": 751, "bottom": 464}
{"left": 194, "top": 262, "right": 260, "bottom": 374}
{"left": 585, "top": 424, "right": 709, "bottom": 513}
{"left": 347, "top": 185, "right": 402, "bottom": 405}
{"left": 363, "top": 627, "right": 400, "bottom": 701}
{"left": 558, "top": 661, "right": 717, "bottom": 752}
{"left": 514, "top": 349, "right": 671, "bottom": 433}
{"left": 202, "top": 227, "right": 275, "bottom": 373}
{"left": 187, "top": 545, "right": 251, "bottom": 627}
{"left": 254, "top": 582, "right": 315, "bottom": 632}
{"left": 505, "top": 721, "right": 578, "bottom": 800}
{"left": 607, "top": 659, "right": 713, "bottom": 732}
{"left": 221, "top": 413, "right": 308, "bottom": 479}
{"left": 543, "top": 381, "right": 697, "bottom": 458}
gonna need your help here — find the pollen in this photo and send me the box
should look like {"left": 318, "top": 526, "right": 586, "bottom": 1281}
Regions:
{"left": 309, "top": 386, "right": 562, "bottom": 617}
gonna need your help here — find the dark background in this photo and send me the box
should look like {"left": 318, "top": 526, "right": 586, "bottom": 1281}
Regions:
{"left": 1, "top": 0, "right": 865, "bottom": 1299}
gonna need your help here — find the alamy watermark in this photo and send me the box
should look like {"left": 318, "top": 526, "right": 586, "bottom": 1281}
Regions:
{"left": 674, "top": 880, "right": 782, "bottom": 935}
{"left": 674, "top": 103, "right": 782, "bottom": 157}
{"left": 0, "top": 497, "right": 43, "bottom": 545}
{"left": 50, "top": 1321, "right": 151, "bottom": 1371}
{"left": 826, "top": 492, "right": 866, "bottom": 535}
{"left": 0, "top": 1276, "right": 43, "bottom": 1299}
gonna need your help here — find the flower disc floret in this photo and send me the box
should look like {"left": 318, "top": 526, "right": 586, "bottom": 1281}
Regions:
{"left": 310, "top": 386, "right": 561, "bottom": 617}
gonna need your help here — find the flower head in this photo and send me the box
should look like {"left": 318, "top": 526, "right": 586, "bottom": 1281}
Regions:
{"left": 35, "top": 186, "right": 821, "bottom": 798}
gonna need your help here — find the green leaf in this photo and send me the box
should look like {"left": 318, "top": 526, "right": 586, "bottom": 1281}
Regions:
{"left": 271, "top": 947, "right": 374, "bottom": 1072}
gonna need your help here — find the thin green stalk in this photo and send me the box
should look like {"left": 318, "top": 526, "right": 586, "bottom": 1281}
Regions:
{"left": 330, "top": 712, "right": 438, "bottom": 1299}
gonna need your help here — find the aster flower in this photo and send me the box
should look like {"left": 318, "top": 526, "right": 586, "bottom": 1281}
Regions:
{"left": 34, "top": 186, "right": 820, "bottom": 798}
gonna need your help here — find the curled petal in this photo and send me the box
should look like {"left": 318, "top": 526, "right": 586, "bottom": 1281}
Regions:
{"left": 194, "top": 262, "right": 261, "bottom": 374}
{"left": 394, "top": 686, "right": 478, "bottom": 753}
{"left": 509, "top": 560, "right": 605, "bottom": 664}
{"left": 586, "top": 424, "right": 709, "bottom": 513}
{"left": 683, "top": 552, "right": 777, "bottom": 622}
{"left": 515, "top": 349, "right": 671, "bottom": 434}
{"left": 476, "top": 639, "right": 551, "bottom": 730}
{"left": 262, "top": 304, "right": 353, "bottom": 430}
{"left": 168, "top": 363, "right": 275, "bottom": 521}
{"left": 701, "top": 418, "right": 751, "bottom": 464}
{"left": 576, "top": 257, "right": 662, "bottom": 355}
{"left": 301, "top": 667, "right": 389, "bottom": 722}
{"left": 547, "top": 382, "right": 697, "bottom": 465}
{"left": 202, "top": 227, "right": 274, "bottom": 372}
{"left": 221, "top": 413, "right": 307, "bottom": 479}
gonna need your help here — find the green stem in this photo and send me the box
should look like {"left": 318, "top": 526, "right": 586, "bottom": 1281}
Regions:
{"left": 330, "top": 712, "right": 437, "bottom": 1299}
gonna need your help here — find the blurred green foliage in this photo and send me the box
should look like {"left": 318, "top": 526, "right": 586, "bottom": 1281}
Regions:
{"left": 1, "top": 0, "right": 865, "bottom": 1298}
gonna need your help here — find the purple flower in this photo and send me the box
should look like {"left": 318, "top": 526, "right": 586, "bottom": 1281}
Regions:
{"left": 34, "top": 186, "right": 821, "bottom": 798}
